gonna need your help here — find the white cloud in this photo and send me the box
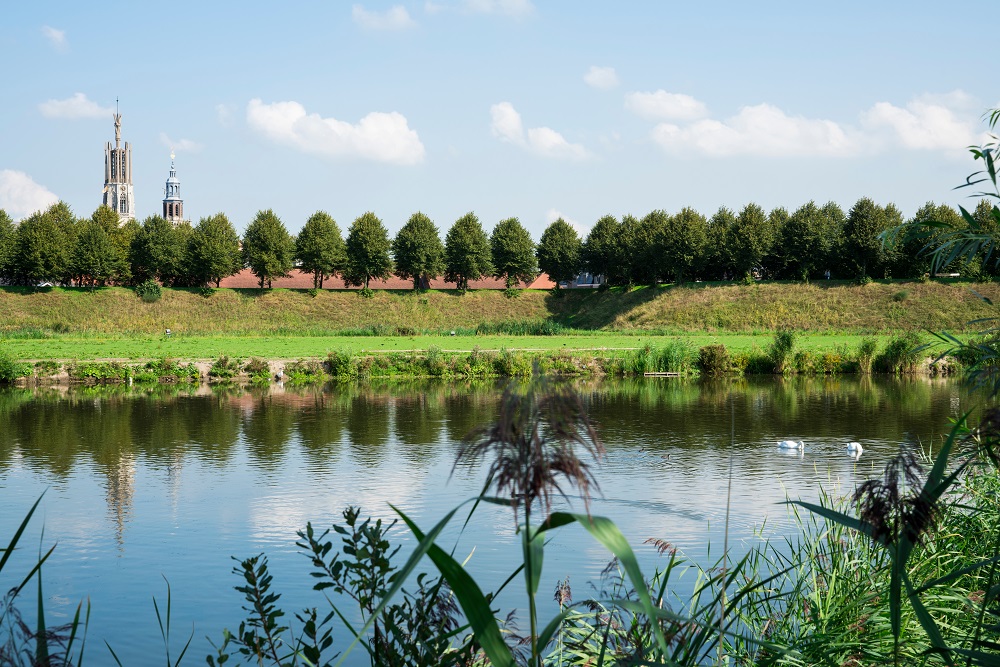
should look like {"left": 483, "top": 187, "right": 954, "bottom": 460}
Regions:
{"left": 625, "top": 90, "right": 707, "bottom": 121}
{"left": 463, "top": 0, "right": 534, "bottom": 17}
{"left": 490, "top": 102, "right": 587, "bottom": 160}
{"left": 216, "top": 104, "right": 232, "bottom": 127}
{"left": 583, "top": 66, "right": 618, "bottom": 91}
{"left": 650, "top": 103, "right": 859, "bottom": 157}
{"left": 38, "top": 93, "right": 114, "bottom": 119}
{"left": 0, "top": 170, "right": 59, "bottom": 220}
{"left": 860, "top": 96, "right": 978, "bottom": 150}
{"left": 637, "top": 90, "right": 982, "bottom": 158}
{"left": 352, "top": 4, "right": 417, "bottom": 30}
{"left": 159, "top": 132, "right": 203, "bottom": 153}
{"left": 247, "top": 98, "right": 425, "bottom": 165}
{"left": 41, "top": 25, "right": 67, "bottom": 51}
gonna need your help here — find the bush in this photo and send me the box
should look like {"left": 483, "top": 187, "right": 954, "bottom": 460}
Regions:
{"left": 697, "top": 344, "right": 730, "bottom": 376}
{"left": 243, "top": 357, "right": 270, "bottom": 380}
{"left": 283, "top": 359, "right": 328, "bottom": 384}
{"left": 209, "top": 355, "right": 241, "bottom": 379}
{"left": 874, "top": 332, "right": 923, "bottom": 374}
{"left": 325, "top": 351, "right": 357, "bottom": 379}
{"left": 359, "top": 286, "right": 374, "bottom": 299}
{"left": 0, "top": 349, "right": 30, "bottom": 383}
{"left": 134, "top": 279, "right": 162, "bottom": 303}
{"left": 768, "top": 329, "right": 796, "bottom": 374}
{"left": 856, "top": 337, "right": 879, "bottom": 375}
{"left": 199, "top": 287, "right": 215, "bottom": 298}
{"left": 306, "top": 288, "right": 318, "bottom": 298}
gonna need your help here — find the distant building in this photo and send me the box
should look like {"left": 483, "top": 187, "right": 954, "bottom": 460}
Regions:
{"left": 162, "top": 152, "right": 185, "bottom": 224}
{"left": 102, "top": 111, "right": 135, "bottom": 223}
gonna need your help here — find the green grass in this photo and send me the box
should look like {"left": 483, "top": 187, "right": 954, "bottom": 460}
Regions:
{"left": 1, "top": 332, "right": 915, "bottom": 362}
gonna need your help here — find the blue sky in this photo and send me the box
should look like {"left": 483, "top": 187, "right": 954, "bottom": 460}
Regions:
{"left": 1, "top": 1, "right": 996, "bottom": 238}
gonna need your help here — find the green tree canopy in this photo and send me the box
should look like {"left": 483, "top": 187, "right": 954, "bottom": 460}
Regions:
{"left": 73, "top": 219, "right": 126, "bottom": 286}
{"left": 242, "top": 209, "right": 295, "bottom": 288}
{"left": 618, "top": 214, "right": 648, "bottom": 286}
{"left": 490, "top": 217, "right": 537, "bottom": 288}
{"left": 581, "top": 215, "right": 620, "bottom": 284}
{"left": 726, "top": 203, "right": 775, "bottom": 280}
{"left": 189, "top": 213, "right": 242, "bottom": 287}
{"left": 11, "top": 202, "right": 75, "bottom": 285}
{"left": 657, "top": 207, "right": 708, "bottom": 283}
{"left": 536, "top": 218, "right": 581, "bottom": 287}
{"left": 704, "top": 207, "right": 737, "bottom": 280}
{"left": 131, "top": 216, "right": 188, "bottom": 284}
{"left": 295, "top": 211, "right": 346, "bottom": 288}
{"left": 444, "top": 212, "right": 493, "bottom": 290}
{"left": 844, "top": 197, "right": 898, "bottom": 278}
{"left": 91, "top": 205, "right": 121, "bottom": 233}
{"left": 392, "top": 212, "right": 445, "bottom": 289}
{"left": 780, "top": 201, "right": 846, "bottom": 281}
{"left": 0, "top": 209, "right": 14, "bottom": 282}
{"left": 343, "top": 211, "right": 393, "bottom": 289}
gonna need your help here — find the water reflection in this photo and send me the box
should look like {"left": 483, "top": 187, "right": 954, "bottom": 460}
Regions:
{"left": 0, "top": 375, "right": 981, "bottom": 667}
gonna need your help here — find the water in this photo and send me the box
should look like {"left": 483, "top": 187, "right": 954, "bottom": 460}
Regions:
{"left": 0, "top": 376, "right": 973, "bottom": 664}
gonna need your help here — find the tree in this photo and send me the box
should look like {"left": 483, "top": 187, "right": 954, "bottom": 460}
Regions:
{"left": 657, "top": 207, "right": 708, "bottom": 283}
{"left": 11, "top": 202, "right": 75, "bottom": 285}
{"left": 581, "top": 215, "right": 620, "bottom": 284}
{"left": 444, "top": 212, "right": 493, "bottom": 290}
{"left": 618, "top": 214, "right": 648, "bottom": 286}
{"left": 132, "top": 216, "right": 188, "bottom": 284}
{"left": 343, "top": 212, "right": 393, "bottom": 289}
{"left": 295, "top": 211, "right": 346, "bottom": 288}
{"left": 781, "top": 201, "right": 845, "bottom": 281}
{"left": 726, "top": 203, "right": 775, "bottom": 280}
{"left": 91, "top": 204, "right": 121, "bottom": 233}
{"left": 761, "top": 207, "right": 789, "bottom": 279}
{"left": 73, "top": 220, "right": 126, "bottom": 286}
{"left": 490, "top": 217, "right": 537, "bottom": 288}
{"left": 392, "top": 212, "right": 445, "bottom": 289}
{"left": 242, "top": 209, "right": 294, "bottom": 288}
{"left": 189, "top": 213, "right": 242, "bottom": 287}
{"left": 636, "top": 210, "right": 671, "bottom": 284}
{"left": 0, "top": 209, "right": 14, "bottom": 283}
{"left": 704, "top": 207, "right": 737, "bottom": 280}
{"left": 536, "top": 218, "right": 581, "bottom": 288}
{"left": 844, "top": 197, "right": 899, "bottom": 278}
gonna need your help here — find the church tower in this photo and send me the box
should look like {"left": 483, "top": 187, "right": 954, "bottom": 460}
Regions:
{"left": 102, "top": 110, "right": 135, "bottom": 223}
{"left": 162, "top": 152, "right": 184, "bottom": 224}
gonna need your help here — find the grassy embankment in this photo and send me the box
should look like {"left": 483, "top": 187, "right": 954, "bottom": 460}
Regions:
{"left": 0, "top": 279, "right": 994, "bottom": 363}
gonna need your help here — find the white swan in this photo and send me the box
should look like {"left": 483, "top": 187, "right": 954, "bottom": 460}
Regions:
{"left": 847, "top": 441, "right": 863, "bottom": 455}
{"left": 778, "top": 439, "right": 804, "bottom": 449}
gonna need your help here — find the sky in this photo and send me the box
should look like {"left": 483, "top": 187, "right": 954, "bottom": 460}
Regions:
{"left": 1, "top": 0, "right": 997, "bottom": 239}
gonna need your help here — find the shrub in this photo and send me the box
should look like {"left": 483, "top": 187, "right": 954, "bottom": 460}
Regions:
{"left": 874, "top": 332, "right": 923, "bottom": 374}
{"left": 209, "top": 355, "right": 241, "bottom": 379}
{"left": 892, "top": 289, "right": 910, "bottom": 302}
{"left": 243, "top": 357, "right": 270, "bottom": 380}
{"left": 306, "top": 288, "right": 318, "bottom": 298}
{"left": 134, "top": 279, "right": 162, "bottom": 303}
{"left": 0, "top": 349, "right": 30, "bottom": 383}
{"left": 67, "top": 361, "right": 129, "bottom": 383}
{"left": 856, "top": 337, "right": 879, "bottom": 375}
{"left": 493, "top": 348, "right": 531, "bottom": 376}
{"left": 325, "top": 351, "right": 358, "bottom": 379}
{"left": 767, "top": 329, "right": 796, "bottom": 374}
{"left": 503, "top": 285, "right": 520, "bottom": 299}
{"left": 199, "top": 287, "right": 215, "bottom": 298}
{"left": 283, "top": 359, "right": 328, "bottom": 384}
{"left": 424, "top": 346, "right": 447, "bottom": 377}
{"left": 697, "top": 344, "right": 730, "bottom": 376}
{"left": 359, "top": 286, "right": 374, "bottom": 299}
{"left": 651, "top": 339, "right": 696, "bottom": 373}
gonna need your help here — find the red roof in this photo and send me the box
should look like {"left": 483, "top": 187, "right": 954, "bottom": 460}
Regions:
{"left": 219, "top": 269, "right": 553, "bottom": 290}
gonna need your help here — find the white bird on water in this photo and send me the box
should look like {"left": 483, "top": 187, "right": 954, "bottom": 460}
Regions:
{"left": 778, "top": 439, "right": 804, "bottom": 449}
{"left": 847, "top": 441, "right": 863, "bottom": 455}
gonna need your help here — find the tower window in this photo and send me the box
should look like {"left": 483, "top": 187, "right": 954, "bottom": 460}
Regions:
{"left": 120, "top": 193, "right": 127, "bottom": 213}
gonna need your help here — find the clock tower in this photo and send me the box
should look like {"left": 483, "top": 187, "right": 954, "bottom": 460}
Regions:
{"left": 162, "top": 152, "right": 184, "bottom": 224}
{"left": 102, "top": 109, "right": 135, "bottom": 223}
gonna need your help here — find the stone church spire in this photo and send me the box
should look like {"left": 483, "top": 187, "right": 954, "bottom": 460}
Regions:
{"left": 102, "top": 105, "right": 135, "bottom": 223}
{"left": 162, "top": 151, "right": 184, "bottom": 224}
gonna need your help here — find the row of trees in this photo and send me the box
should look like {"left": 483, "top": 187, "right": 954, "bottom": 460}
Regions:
{"left": 0, "top": 198, "right": 995, "bottom": 290}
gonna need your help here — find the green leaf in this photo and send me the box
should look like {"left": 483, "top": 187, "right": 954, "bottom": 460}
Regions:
{"left": 393, "top": 505, "right": 516, "bottom": 667}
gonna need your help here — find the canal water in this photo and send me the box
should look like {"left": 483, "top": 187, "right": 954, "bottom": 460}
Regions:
{"left": 0, "top": 376, "right": 973, "bottom": 664}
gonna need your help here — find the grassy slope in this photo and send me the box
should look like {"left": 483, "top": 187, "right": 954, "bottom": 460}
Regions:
{"left": 2, "top": 280, "right": 998, "bottom": 335}
{"left": 0, "top": 281, "right": 994, "bottom": 361}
